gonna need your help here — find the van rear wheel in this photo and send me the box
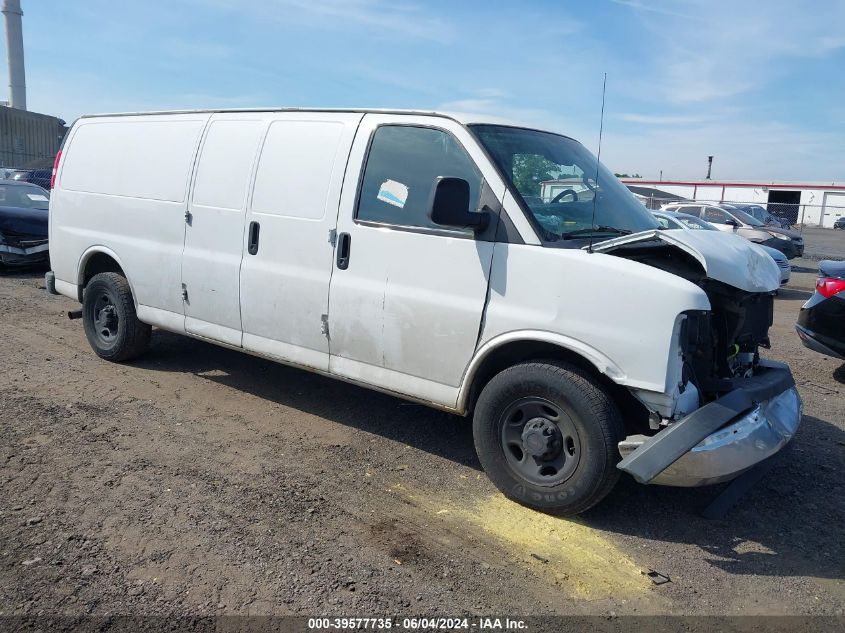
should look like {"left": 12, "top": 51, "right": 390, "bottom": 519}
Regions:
{"left": 473, "top": 361, "right": 624, "bottom": 515}
{"left": 82, "top": 272, "right": 150, "bottom": 362}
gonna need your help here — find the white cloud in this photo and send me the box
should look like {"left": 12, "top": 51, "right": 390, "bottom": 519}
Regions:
{"left": 629, "top": 0, "right": 845, "bottom": 103}
{"left": 617, "top": 0, "right": 845, "bottom": 103}
{"left": 161, "top": 38, "right": 232, "bottom": 61}
{"left": 605, "top": 0, "right": 845, "bottom": 179}
{"left": 619, "top": 113, "right": 713, "bottom": 125}
{"left": 609, "top": 0, "right": 704, "bottom": 20}
{"left": 185, "top": 0, "right": 455, "bottom": 43}
{"left": 437, "top": 96, "right": 584, "bottom": 134}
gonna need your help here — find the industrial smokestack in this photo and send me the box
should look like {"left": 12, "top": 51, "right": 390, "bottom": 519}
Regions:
{"left": 2, "top": 0, "right": 26, "bottom": 110}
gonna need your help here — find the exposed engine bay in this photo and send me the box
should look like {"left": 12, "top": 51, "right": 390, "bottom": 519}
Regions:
{"left": 604, "top": 240, "right": 774, "bottom": 404}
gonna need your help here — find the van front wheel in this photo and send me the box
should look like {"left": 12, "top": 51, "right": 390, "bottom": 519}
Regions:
{"left": 473, "top": 361, "right": 624, "bottom": 515}
{"left": 82, "top": 272, "right": 151, "bottom": 362}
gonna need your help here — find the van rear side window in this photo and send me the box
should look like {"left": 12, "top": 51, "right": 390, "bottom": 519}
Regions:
{"left": 356, "top": 126, "right": 481, "bottom": 231}
{"left": 60, "top": 119, "right": 205, "bottom": 202}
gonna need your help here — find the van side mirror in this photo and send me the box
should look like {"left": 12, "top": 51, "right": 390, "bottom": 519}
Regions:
{"left": 428, "top": 177, "right": 489, "bottom": 231}
{"left": 725, "top": 218, "right": 739, "bottom": 227}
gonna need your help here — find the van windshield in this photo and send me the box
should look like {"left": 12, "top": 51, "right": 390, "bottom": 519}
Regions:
{"left": 471, "top": 125, "right": 658, "bottom": 244}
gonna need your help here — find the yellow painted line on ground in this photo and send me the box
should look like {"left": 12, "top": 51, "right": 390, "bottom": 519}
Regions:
{"left": 393, "top": 484, "right": 651, "bottom": 600}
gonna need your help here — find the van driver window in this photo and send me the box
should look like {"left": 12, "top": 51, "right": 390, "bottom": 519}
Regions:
{"left": 356, "top": 126, "right": 481, "bottom": 231}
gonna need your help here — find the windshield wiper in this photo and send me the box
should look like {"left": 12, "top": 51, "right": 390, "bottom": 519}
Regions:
{"left": 560, "top": 226, "right": 632, "bottom": 240}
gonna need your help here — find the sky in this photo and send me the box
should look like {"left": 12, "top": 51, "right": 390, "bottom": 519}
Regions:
{"left": 3, "top": 0, "right": 844, "bottom": 181}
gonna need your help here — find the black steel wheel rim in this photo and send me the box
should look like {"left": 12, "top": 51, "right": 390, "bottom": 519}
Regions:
{"left": 92, "top": 292, "right": 119, "bottom": 345}
{"left": 499, "top": 397, "right": 581, "bottom": 487}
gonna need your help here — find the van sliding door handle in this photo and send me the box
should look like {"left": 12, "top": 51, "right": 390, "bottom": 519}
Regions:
{"left": 248, "top": 221, "right": 260, "bottom": 255}
{"left": 336, "top": 232, "right": 351, "bottom": 270}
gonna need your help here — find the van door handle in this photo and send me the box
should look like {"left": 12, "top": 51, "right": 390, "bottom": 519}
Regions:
{"left": 336, "top": 232, "right": 351, "bottom": 270}
{"left": 248, "top": 221, "right": 260, "bottom": 255}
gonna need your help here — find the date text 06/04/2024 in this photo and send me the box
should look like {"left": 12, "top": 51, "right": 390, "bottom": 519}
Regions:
{"left": 307, "top": 617, "right": 528, "bottom": 630}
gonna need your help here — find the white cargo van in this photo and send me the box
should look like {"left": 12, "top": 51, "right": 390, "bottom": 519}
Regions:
{"left": 47, "top": 108, "right": 801, "bottom": 514}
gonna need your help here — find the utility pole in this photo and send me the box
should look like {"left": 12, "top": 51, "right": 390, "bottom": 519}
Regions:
{"left": 2, "top": 0, "right": 26, "bottom": 110}
{"left": 706, "top": 155, "right": 713, "bottom": 180}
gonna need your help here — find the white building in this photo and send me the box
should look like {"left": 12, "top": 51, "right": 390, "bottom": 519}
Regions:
{"left": 620, "top": 179, "right": 845, "bottom": 228}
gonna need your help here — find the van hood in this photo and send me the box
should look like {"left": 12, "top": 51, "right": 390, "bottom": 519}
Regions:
{"left": 590, "top": 229, "right": 780, "bottom": 293}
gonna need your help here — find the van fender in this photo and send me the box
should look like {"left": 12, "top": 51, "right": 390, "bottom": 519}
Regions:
{"left": 456, "top": 330, "right": 627, "bottom": 413}
{"left": 76, "top": 245, "right": 138, "bottom": 307}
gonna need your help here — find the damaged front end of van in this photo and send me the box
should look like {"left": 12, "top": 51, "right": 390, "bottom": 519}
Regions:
{"left": 593, "top": 229, "right": 802, "bottom": 486}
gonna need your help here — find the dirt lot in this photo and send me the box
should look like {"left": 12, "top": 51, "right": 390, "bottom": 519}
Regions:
{"left": 1, "top": 267, "right": 844, "bottom": 621}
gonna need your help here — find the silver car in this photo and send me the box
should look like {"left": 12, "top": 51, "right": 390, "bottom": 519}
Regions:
{"left": 653, "top": 210, "right": 790, "bottom": 286}
{"left": 661, "top": 202, "right": 804, "bottom": 259}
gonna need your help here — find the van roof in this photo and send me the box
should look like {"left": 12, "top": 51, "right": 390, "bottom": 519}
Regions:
{"left": 77, "top": 107, "right": 561, "bottom": 135}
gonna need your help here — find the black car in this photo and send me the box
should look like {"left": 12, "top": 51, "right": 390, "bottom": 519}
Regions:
{"left": 796, "top": 260, "right": 845, "bottom": 360}
{"left": 0, "top": 179, "right": 50, "bottom": 266}
{"left": 762, "top": 224, "right": 804, "bottom": 258}
{"left": 835, "top": 217, "right": 845, "bottom": 230}
{"left": 9, "top": 168, "right": 53, "bottom": 190}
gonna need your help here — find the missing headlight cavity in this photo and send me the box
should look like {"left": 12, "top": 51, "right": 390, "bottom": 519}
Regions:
{"left": 605, "top": 241, "right": 775, "bottom": 402}
{"left": 681, "top": 283, "right": 774, "bottom": 402}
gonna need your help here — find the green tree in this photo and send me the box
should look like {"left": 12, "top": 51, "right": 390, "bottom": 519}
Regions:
{"left": 512, "top": 154, "right": 560, "bottom": 197}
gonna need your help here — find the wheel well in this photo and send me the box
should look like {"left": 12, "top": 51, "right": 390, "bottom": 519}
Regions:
{"left": 465, "top": 340, "right": 650, "bottom": 434}
{"left": 79, "top": 252, "right": 125, "bottom": 302}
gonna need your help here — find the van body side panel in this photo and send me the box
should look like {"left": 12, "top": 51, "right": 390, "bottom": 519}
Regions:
{"left": 49, "top": 114, "right": 210, "bottom": 321}
{"left": 328, "top": 114, "right": 508, "bottom": 407}
{"left": 239, "top": 112, "right": 363, "bottom": 371}
{"left": 182, "top": 115, "right": 267, "bottom": 347}
{"left": 475, "top": 243, "right": 711, "bottom": 394}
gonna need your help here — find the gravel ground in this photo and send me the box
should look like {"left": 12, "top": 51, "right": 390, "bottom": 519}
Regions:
{"left": 1, "top": 267, "right": 843, "bottom": 621}
{"left": 799, "top": 227, "right": 845, "bottom": 260}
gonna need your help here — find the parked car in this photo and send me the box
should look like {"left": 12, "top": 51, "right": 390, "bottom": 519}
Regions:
{"left": 729, "top": 203, "right": 791, "bottom": 229}
{"left": 47, "top": 108, "right": 800, "bottom": 515}
{"left": 652, "top": 211, "right": 790, "bottom": 286}
{"left": 661, "top": 201, "right": 804, "bottom": 258}
{"left": 834, "top": 217, "right": 845, "bottom": 230}
{"left": 0, "top": 179, "right": 50, "bottom": 266}
{"left": 9, "top": 168, "right": 53, "bottom": 190}
{"left": 796, "top": 260, "right": 845, "bottom": 360}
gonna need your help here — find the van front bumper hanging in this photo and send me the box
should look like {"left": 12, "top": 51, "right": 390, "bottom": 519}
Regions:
{"left": 617, "top": 361, "right": 801, "bottom": 487}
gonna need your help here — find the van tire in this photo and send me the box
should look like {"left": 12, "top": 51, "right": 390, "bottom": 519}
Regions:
{"left": 82, "top": 272, "right": 151, "bottom": 362}
{"left": 473, "top": 361, "right": 624, "bottom": 515}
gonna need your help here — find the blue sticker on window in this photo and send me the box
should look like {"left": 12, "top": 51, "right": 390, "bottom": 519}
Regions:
{"left": 377, "top": 179, "right": 409, "bottom": 208}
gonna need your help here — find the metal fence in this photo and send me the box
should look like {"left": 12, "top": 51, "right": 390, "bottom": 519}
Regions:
{"left": 633, "top": 195, "right": 844, "bottom": 229}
